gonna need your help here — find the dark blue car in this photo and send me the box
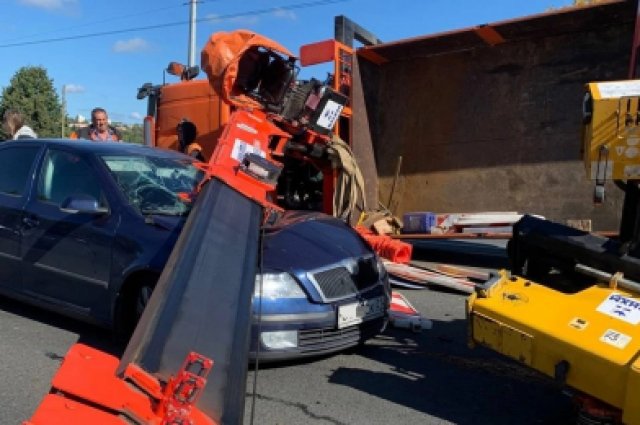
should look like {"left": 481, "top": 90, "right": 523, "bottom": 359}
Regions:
{"left": 0, "top": 139, "right": 389, "bottom": 360}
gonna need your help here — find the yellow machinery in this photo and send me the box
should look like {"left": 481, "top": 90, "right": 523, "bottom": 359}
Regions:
{"left": 468, "top": 270, "right": 640, "bottom": 424}
{"left": 468, "top": 79, "right": 640, "bottom": 425}
{"left": 584, "top": 80, "right": 640, "bottom": 202}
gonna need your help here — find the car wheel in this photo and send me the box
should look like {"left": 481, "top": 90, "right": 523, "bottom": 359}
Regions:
{"left": 115, "top": 278, "right": 156, "bottom": 343}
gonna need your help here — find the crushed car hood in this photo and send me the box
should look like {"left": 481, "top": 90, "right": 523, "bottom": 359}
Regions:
{"left": 262, "top": 211, "right": 372, "bottom": 272}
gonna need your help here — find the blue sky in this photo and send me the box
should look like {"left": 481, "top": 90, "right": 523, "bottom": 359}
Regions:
{"left": 0, "top": 0, "right": 573, "bottom": 124}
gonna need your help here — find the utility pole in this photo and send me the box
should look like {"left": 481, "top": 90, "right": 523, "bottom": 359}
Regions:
{"left": 188, "top": 0, "right": 197, "bottom": 67}
{"left": 61, "top": 84, "right": 66, "bottom": 138}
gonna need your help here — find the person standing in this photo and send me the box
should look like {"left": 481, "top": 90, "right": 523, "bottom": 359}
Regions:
{"left": 2, "top": 110, "right": 37, "bottom": 139}
{"left": 75, "top": 107, "right": 121, "bottom": 141}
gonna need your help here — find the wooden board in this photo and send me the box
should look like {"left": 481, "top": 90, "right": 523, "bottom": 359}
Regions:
{"left": 383, "top": 261, "right": 475, "bottom": 294}
{"left": 409, "top": 261, "right": 490, "bottom": 281}
{"left": 389, "top": 276, "right": 428, "bottom": 290}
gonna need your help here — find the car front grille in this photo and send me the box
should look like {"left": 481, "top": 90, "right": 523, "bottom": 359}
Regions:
{"left": 298, "top": 317, "right": 385, "bottom": 354}
{"left": 310, "top": 257, "right": 380, "bottom": 302}
{"left": 313, "top": 267, "right": 358, "bottom": 299}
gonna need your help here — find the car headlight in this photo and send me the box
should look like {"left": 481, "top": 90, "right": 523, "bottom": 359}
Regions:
{"left": 254, "top": 272, "right": 306, "bottom": 299}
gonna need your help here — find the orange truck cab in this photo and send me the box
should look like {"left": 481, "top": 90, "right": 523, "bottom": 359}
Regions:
{"left": 138, "top": 77, "right": 229, "bottom": 162}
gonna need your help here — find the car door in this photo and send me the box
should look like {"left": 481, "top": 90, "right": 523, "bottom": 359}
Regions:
{"left": 21, "top": 147, "right": 117, "bottom": 320}
{"left": 0, "top": 144, "right": 42, "bottom": 292}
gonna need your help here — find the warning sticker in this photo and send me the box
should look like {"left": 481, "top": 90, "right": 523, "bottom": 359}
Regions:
{"left": 625, "top": 165, "right": 640, "bottom": 178}
{"left": 316, "top": 100, "right": 344, "bottom": 130}
{"left": 569, "top": 317, "right": 588, "bottom": 330}
{"left": 596, "top": 81, "right": 640, "bottom": 98}
{"left": 231, "top": 139, "right": 266, "bottom": 162}
{"left": 596, "top": 293, "right": 640, "bottom": 325}
{"left": 600, "top": 329, "right": 632, "bottom": 349}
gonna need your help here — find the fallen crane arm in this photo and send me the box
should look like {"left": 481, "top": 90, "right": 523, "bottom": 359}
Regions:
{"left": 26, "top": 177, "right": 267, "bottom": 425}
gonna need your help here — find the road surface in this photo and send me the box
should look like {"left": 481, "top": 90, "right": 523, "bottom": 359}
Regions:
{"left": 1, "top": 239, "right": 575, "bottom": 425}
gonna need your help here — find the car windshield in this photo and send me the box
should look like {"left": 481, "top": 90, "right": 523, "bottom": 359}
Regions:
{"left": 101, "top": 154, "right": 204, "bottom": 216}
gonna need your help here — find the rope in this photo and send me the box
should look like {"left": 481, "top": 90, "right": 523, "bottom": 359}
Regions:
{"left": 326, "top": 135, "right": 367, "bottom": 222}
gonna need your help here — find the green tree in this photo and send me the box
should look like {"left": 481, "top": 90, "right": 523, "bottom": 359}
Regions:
{"left": 119, "top": 124, "right": 144, "bottom": 144}
{"left": 0, "top": 66, "right": 62, "bottom": 138}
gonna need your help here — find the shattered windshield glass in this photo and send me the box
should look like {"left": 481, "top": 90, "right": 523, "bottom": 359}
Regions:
{"left": 101, "top": 154, "right": 205, "bottom": 216}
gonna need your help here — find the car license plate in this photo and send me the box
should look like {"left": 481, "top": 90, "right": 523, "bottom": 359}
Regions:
{"left": 337, "top": 296, "right": 386, "bottom": 329}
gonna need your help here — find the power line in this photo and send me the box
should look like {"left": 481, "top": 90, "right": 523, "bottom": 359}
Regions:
{"left": 0, "top": 4, "right": 184, "bottom": 44}
{"left": 0, "top": 0, "right": 346, "bottom": 49}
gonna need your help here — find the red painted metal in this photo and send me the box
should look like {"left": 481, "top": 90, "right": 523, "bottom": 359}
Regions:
{"left": 473, "top": 25, "right": 506, "bottom": 46}
{"left": 300, "top": 39, "right": 337, "bottom": 66}
{"left": 357, "top": 47, "right": 388, "bottom": 65}
{"left": 573, "top": 392, "right": 622, "bottom": 424}
{"left": 298, "top": 38, "right": 355, "bottom": 216}
{"left": 24, "top": 394, "right": 126, "bottom": 425}
{"left": 25, "top": 344, "right": 217, "bottom": 425}
{"left": 155, "top": 352, "right": 214, "bottom": 423}
{"left": 202, "top": 108, "right": 287, "bottom": 213}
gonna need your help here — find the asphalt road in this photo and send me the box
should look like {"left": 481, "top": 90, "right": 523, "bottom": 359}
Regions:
{"left": 1, "top": 240, "right": 577, "bottom": 425}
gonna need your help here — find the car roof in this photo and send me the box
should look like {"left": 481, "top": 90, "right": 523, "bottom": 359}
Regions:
{"left": 3, "top": 138, "right": 191, "bottom": 160}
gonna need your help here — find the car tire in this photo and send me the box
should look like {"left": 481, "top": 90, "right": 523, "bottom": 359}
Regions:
{"left": 115, "top": 277, "right": 156, "bottom": 343}
{"left": 135, "top": 283, "right": 154, "bottom": 322}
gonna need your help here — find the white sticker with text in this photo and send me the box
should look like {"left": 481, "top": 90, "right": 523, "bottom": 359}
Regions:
{"left": 596, "top": 293, "right": 640, "bottom": 325}
{"left": 231, "top": 139, "right": 266, "bottom": 162}
{"left": 596, "top": 81, "right": 640, "bottom": 98}
{"left": 600, "top": 329, "right": 632, "bottom": 349}
{"left": 316, "top": 100, "right": 344, "bottom": 130}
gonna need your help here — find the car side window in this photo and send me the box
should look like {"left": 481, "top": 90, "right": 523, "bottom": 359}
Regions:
{"left": 37, "top": 149, "right": 107, "bottom": 207}
{"left": 0, "top": 146, "right": 40, "bottom": 196}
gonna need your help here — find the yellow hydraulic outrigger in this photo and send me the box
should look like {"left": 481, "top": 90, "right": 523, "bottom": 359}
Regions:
{"left": 468, "top": 79, "right": 640, "bottom": 424}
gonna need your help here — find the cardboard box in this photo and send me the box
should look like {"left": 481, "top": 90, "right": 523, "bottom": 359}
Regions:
{"left": 402, "top": 212, "right": 436, "bottom": 234}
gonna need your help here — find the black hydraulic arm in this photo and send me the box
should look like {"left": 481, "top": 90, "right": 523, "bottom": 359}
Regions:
{"left": 510, "top": 215, "right": 640, "bottom": 285}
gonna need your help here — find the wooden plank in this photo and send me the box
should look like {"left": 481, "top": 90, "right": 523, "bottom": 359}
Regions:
{"left": 433, "top": 264, "right": 490, "bottom": 281}
{"left": 392, "top": 233, "right": 512, "bottom": 240}
{"left": 409, "top": 261, "right": 490, "bottom": 281}
{"left": 383, "top": 261, "right": 475, "bottom": 294}
{"left": 389, "top": 277, "right": 428, "bottom": 290}
{"left": 461, "top": 226, "right": 513, "bottom": 234}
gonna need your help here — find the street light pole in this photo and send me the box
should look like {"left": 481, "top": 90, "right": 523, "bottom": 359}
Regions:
{"left": 188, "top": 0, "right": 197, "bottom": 67}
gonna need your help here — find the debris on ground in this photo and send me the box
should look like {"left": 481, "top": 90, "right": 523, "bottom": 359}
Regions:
{"left": 402, "top": 211, "right": 536, "bottom": 236}
{"left": 388, "top": 291, "right": 432, "bottom": 332}
{"left": 384, "top": 261, "right": 476, "bottom": 294}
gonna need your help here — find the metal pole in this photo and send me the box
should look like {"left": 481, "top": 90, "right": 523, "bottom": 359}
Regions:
{"left": 387, "top": 155, "right": 403, "bottom": 212}
{"left": 61, "top": 84, "right": 66, "bottom": 138}
{"left": 628, "top": 0, "right": 640, "bottom": 79}
{"left": 188, "top": 0, "right": 197, "bottom": 67}
{"left": 575, "top": 263, "right": 640, "bottom": 294}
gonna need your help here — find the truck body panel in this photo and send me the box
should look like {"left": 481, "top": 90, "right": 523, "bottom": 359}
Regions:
{"left": 351, "top": 0, "right": 637, "bottom": 230}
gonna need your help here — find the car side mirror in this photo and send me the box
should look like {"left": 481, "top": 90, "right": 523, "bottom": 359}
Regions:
{"left": 60, "top": 195, "right": 109, "bottom": 215}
